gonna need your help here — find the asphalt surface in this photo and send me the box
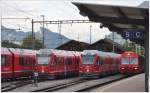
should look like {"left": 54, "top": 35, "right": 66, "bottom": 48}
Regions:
{"left": 89, "top": 73, "right": 145, "bottom": 92}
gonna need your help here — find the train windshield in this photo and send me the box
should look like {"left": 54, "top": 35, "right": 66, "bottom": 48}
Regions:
{"left": 82, "top": 55, "right": 94, "bottom": 64}
{"left": 130, "top": 58, "right": 138, "bottom": 64}
{"left": 121, "top": 57, "right": 138, "bottom": 64}
{"left": 121, "top": 58, "right": 129, "bottom": 64}
{"left": 37, "top": 54, "right": 50, "bottom": 65}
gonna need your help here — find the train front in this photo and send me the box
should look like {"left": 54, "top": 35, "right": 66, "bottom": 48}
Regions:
{"left": 79, "top": 50, "right": 99, "bottom": 78}
{"left": 36, "top": 49, "right": 53, "bottom": 79}
{"left": 120, "top": 51, "right": 141, "bottom": 74}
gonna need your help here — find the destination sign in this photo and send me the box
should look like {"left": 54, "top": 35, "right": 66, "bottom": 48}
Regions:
{"left": 123, "top": 29, "right": 144, "bottom": 39}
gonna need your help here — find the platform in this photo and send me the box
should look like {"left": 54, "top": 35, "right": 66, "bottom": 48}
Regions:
{"left": 90, "top": 73, "right": 145, "bottom": 92}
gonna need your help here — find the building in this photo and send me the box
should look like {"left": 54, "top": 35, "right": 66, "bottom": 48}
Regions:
{"left": 56, "top": 40, "right": 90, "bottom": 51}
{"left": 90, "top": 38, "right": 125, "bottom": 54}
{"left": 56, "top": 39, "right": 125, "bottom": 53}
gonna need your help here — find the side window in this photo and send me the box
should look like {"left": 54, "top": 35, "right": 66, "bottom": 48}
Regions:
{"left": 1, "top": 55, "right": 9, "bottom": 66}
{"left": 76, "top": 57, "right": 80, "bottom": 65}
{"left": 57, "top": 57, "right": 62, "bottom": 65}
{"left": 66, "top": 58, "right": 72, "bottom": 65}
{"left": 20, "top": 56, "right": 29, "bottom": 66}
{"left": 29, "top": 57, "right": 35, "bottom": 66}
{"left": 53, "top": 57, "right": 57, "bottom": 65}
{"left": 1, "top": 55, "right": 6, "bottom": 66}
{"left": 100, "top": 58, "right": 103, "bottom": 65}
{"left": 96, "top": 58, "right": 100, "bottom": 65}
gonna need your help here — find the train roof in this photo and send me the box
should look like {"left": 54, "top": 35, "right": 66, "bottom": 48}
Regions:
{"left": 8, "top": 48, "right": 37, "bottom": 55}
{"left": 82, "top": 50, "right": 99, "bottom": 55}
{"left": 1, "top": 47, "right": 12, "bottom": 55}
{"left": 37, "top": 49, "right": 53, "bottom": 55}
{"left": 38, "top": 49, "right": 80, "bottom": 57}
{"left": 105, "top": 52, "right": 121, "bottom": 58}
{"left": 82, "top": 50, "right": 120, "bottom": 58}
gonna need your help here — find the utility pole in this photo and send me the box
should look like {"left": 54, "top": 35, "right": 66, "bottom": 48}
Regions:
{"left": 90, "top": 25, "right": 92, "bottom": 44}
{"left": 31, "top": 19, "right": 35, "bottom": 50}
{"left": 40, "top": 15, "right": 45, "bottom": 48}
{"left": 1, "top": 10, "right": 2, "bottom": 44}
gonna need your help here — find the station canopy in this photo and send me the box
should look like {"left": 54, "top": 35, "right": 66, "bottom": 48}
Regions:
{"left": 73, "top": 1, "right": 149, "bottom": 46}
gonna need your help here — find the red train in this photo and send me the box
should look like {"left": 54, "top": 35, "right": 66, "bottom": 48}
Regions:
{"left": 79, "top": 50, "right": 121, "bottom": 78}
{"left": 119, "top": 51, "right": 144, "bottom": 74}
{"left": 1, "top": 47, "right": 36, "bottom": 80}
{"left": 36, "top": 49, "right": 81, "bottom": 79}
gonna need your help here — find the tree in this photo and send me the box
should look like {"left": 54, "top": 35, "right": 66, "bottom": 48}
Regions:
{"left": 2, "top": 40, "right": 20, "bottom": 48}
{"left": 21, "top": 35, "right": 44, "bottom": 50}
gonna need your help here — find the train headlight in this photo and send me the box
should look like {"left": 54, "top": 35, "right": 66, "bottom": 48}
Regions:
{"left": 79, "top": 71, "right": 83, "bottom": 73}
{"left": 42, "top": 70, "right": 44, "bottom": 73}
{"left": 134, "top": 67, "right": 138, "bottom": 70}
{"left": 121, "top": 67, "right": 124, "bottom": 69}
{"left": 87, "top": 69, "right": 89, "bottom": 72}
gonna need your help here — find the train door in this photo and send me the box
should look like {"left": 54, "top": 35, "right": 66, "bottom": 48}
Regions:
{"left": 19, "top": 55, "right": 33, "bottom": 78}
{"left": 139, "top": 56, "right": 145, "bottom": 72}
{"left": 1, "top": 54, "right": 13, "bottom": 79}
{"left": 105, "top": 56, "right": 111, "bottom": 73}
{"left": 57, "top": 56, "right": 64, "bottom": 77}
{"left": 99, "top": 57, "right": 105, "bottom": 74}
{"left": 95, "top": 56, "right": 102, "bottom": 74}
{"left": 111, "top": 58, "right": 115, "bottom": 73}
{"left": 65, "top": 57, "right": 73, "bottom": 77}
{"left": 116, "top": 58, "right": 120, "bottom": 72}
{"left": 71, "top": 56, "right": 76, "bottom": 75}
{"left": 51, "top": 55, "right": 62, "bottom": 77}
{"left": 13, "top": 53, "right": 20, "bottom": 78}
{"left": 76, "top": 56, "right": 80, "bottom": 75}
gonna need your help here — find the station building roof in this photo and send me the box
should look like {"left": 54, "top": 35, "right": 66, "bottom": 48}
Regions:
{"left": 73, "top": 1, "right": 149, "bottom": 46}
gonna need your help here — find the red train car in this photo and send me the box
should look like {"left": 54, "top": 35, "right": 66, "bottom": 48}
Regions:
{"left": 79, "top": 50, "right": 121, "bottom": 78}
{"left": 1, "top": 47, "right": 36, "bottom": 80}
{"left": 119, "top": 51, "right": 144, "bottom": 74}
{"left": 1, "top": 47, "right": 13, "bottom": 79}
{"left": 36, "top": 49, "right": 81, "bottom": 79}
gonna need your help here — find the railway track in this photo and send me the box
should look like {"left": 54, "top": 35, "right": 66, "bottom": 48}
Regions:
{"left": 50, "top": 74, "right": 127, "bottom": 92}
{"left": 76, "top": 74, "right": 128, "bottom": 92}
{"left": 32, "top": 74, "right": 127, "bottom": 92}
{"left": 32, "top": 79, "right": 87, "bottom": 92}
{"left": 1, "top": 80, "right": 33, "bottom": 92}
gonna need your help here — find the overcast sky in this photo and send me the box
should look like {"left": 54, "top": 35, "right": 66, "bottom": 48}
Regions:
{"left": 0, "top": 0, "right": 148, "bottom": 43}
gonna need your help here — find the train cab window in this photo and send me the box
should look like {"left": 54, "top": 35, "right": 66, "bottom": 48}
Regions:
{"left": 1, "top": 55, "right": 9, "bottom": 66}
{"left": 82, "top": 55, "right": 94, "bottom": 64}
{"left": 130, "top": 58, "right": 138, "bottom": 64}
{"left": 37, "top": 56, "right": 50, "bottom": 65}
{"left": 121, "top": 58, "right": 129, "bottom": 64}
{"left": 66, "top": 58, "right": 72, "bottom": 65}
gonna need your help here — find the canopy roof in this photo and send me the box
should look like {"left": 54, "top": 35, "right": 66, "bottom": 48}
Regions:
{"left": 73, "top": 1, "right": 149, "bottom": 45}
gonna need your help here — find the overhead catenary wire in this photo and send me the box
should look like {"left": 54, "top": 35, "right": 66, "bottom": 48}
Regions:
{"left": 1, "top": 2, "right": 40, "bottom": 20}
